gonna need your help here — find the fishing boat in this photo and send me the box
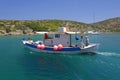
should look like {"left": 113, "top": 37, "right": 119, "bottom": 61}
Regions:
{"left": 22, "top": 27, "right": 99, "bottom": 54}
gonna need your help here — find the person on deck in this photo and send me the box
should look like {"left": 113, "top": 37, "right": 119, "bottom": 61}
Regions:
{"left": 80, "top": 35, "right": 84, "bottom": 48}
{"left": 28, "top": 38, "right": 33, "bottom": 43}
{"left": 85, "top": 36, "right": 90, "bottom": 46}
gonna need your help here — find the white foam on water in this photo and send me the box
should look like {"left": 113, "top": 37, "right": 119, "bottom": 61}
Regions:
{"left": 97, "top": 52, "right": 120, "bottom": 57}
{"left": 29, "top": 51, "right": 33, "bottom": 54}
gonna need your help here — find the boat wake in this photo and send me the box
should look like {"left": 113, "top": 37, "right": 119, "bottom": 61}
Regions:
{"left": 97, "top": 52, "right": 120, "bottom": 57}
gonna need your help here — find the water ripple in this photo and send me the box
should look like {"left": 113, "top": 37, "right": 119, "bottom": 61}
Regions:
{"left": 97, "top": 52, "right": 120, "bottom": 57}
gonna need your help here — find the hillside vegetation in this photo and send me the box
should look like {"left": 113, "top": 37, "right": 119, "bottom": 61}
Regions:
{"left": 93, "top": 17, "right": 120, "bottom": 32}
{"left": 0, "top": 17, "right": 120, "bottom": 35}
{"left": 0, "top": 20, "right": 91, "bottom": 35}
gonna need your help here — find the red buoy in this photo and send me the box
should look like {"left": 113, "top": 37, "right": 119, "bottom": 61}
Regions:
{"left": 53, "top": 45, "right": 58, "bottom": 51}
{"left": 37, "top": 44, "right": 41, "bottom": 49}
{"left": 58, "top": 44, "right": 63, "bottom": 50}
{"left": 41, "top": 44, "right": 45, "bottom": 50}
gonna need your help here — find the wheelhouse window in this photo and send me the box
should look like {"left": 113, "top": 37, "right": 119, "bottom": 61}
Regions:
{"left": 55, "top": 34, "right": 60, "bottom": 38}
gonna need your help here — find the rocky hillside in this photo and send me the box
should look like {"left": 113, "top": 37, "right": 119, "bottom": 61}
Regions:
{"left": 0, "top": 20, "right": 91, "bottom": 35}
{"left": 0, "top": 17, "right": 120, "bottom": 35}
{"left": 92, "top": 17, "right": 120, "bottom": 32}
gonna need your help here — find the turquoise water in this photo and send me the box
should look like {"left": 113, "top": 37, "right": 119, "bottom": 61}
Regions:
{"left": 0, "top": 34, "right": 120, "bottom": 80}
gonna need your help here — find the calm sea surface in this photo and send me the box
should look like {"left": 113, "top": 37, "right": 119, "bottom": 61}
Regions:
{"left": 0, "top": 33, "right": 120, "bottom": 80}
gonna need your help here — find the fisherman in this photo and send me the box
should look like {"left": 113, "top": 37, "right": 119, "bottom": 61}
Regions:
{"left": 85, "top": 36, "right": 89, "bottom": 46}
{"left": 28, "top": 37, "right": 33, "bottom": 44}
{"left": 80, "top": 35, "right": 84, "bottom": 48}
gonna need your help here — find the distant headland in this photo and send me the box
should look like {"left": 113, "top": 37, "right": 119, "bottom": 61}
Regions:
{"left": 0, "top": 17, "right": 120, "bottom": 36}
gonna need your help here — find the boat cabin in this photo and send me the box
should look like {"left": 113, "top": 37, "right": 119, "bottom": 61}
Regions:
{"left": 43, "top": 27, "right": 71, "bottom": 47}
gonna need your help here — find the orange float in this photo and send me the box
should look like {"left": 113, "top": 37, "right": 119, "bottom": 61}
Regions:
{"left": 58, "top": 44, "right": 63, "bottom": 50}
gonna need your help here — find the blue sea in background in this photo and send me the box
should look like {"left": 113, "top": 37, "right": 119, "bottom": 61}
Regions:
{"left": 0, "top": 33, "right": 120, "bottom": 80}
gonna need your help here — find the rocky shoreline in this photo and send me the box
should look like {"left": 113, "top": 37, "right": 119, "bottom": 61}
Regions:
{"left": 0, "top": 29, "right": 35, "bottom": 36}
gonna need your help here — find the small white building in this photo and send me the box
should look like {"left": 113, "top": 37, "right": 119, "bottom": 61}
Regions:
{"left": 58, "top": 27, "right": 66, "bottom": 32}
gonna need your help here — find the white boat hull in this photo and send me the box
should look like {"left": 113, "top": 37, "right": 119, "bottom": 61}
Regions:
{"left": 22, "top": 41, "right": 99, "bottom": 54}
